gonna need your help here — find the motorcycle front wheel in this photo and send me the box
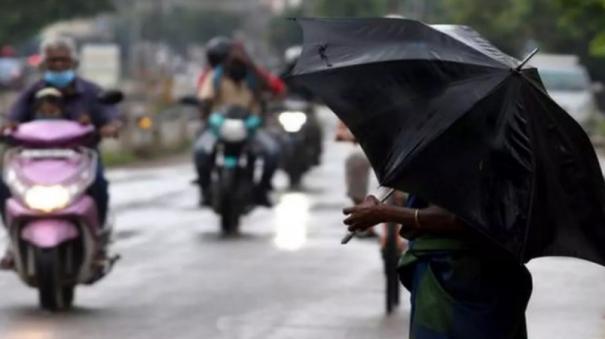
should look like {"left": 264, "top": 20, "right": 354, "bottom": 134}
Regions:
{"left": 35, "top": 247, "right": 74, "bottom": 311}
{"left": 218, "top": 169, "right": 241, "bottom": 236}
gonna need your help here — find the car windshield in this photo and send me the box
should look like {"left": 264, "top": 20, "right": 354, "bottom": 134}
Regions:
{"left": 539, "top": 68, "right": 590, "bottom": 92}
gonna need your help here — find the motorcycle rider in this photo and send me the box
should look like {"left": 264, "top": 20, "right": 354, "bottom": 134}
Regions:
{"left": 0, "top": 36, "right": 121, "bottom": 269}
{"left": 194, "top": 45, "right": 280, "bottom": 207}
{"left": 196, "top": 36, "right": 234, "bottom": 112}
{"left": 197, "top": 37, "right": 285, "bottom": 118}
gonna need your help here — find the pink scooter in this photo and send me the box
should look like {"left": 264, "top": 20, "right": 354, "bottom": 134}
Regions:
{"left": 2, "top": 120, "right": 118, "bottom": 310}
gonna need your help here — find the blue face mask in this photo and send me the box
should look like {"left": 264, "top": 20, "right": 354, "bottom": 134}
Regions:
{"left": 44, "top": 70, "right": 75, "bottom": 88}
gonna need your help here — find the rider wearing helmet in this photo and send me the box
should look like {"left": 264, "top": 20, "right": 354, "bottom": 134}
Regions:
{"left": 197, "top": 37, "right": 285, "bottom": 117}
{"left": 193, "top": 44, "right": 281, "bottom": 207}
{"left": 196, "top": 36, "right": 234, "bottom": 96}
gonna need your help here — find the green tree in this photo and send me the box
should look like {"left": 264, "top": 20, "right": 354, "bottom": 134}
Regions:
{"left": 0, "top": 0, "right": 113, "bottom": 44}
{"left": 440, "top": 0, "right": 569, "bottom": 55}
{"left": 557, "top": 0, "right": 605, "bottom": 56}
{"left": 439, "top": 0, "right": 605, "bottom": 80}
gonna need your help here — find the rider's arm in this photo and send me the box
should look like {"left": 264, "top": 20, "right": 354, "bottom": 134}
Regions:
{"left": 97, "top": 107, "right": 122, "bottom": 138}
{"left": 197, "top": 70, "right": 217, "bottom": 120}
{"left": 98, "top": 101, "right": 121, "bottom": 126}
{"left": 257, "top": 67, "right": 286, "bottom": 99}
{"left": 82, "top": 83, "right": 123, "bottom": 138}
{"left": 343, "top": 196, "right": 468, "bottom": 237}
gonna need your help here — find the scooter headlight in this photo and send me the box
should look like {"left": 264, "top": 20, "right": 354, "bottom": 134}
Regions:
{"left": 24, "top": 185, "right": 71, "bottom": 212}
{"left": 278, "top": 111, "right": 307, "bottom": 133}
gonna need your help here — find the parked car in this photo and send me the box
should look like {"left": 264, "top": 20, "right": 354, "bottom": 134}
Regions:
{"left": 532, "top": 54, "right": 602, "bottom": 127}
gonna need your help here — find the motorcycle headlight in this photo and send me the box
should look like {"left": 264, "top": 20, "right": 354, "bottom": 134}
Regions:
{"left": 220, "top": 119, "right": 248, "bottom": 142}
{"left": 24, "top": 185, "right": 71, "bottom": 212}
{"left": 279, "top": 111, "right": 307, "bottom": 133}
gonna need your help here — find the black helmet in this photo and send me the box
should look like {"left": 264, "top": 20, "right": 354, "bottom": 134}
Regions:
{"left": 206, "top": 36, "right": 233, "bottom": 68}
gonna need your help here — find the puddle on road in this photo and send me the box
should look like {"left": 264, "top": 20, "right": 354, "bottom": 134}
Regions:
{"left": 273, "top": 193, "right": 310, "bottom": 251}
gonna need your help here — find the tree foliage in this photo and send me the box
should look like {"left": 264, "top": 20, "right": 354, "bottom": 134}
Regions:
{"left": 438, "top": 0, "right": 605, "bottom": 80}
{"left": 557, "top": 0, "right": 605, "bottom": 57}
{"left": 0, "top": 0, "right": 113, "bottom": 45}
{"left": 440, "top": 0, "right": 572, "bottom": 55}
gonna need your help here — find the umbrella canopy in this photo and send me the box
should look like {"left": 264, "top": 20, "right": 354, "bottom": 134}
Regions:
{"left": 291, "top": 18, "right": 605, "bottom": 266}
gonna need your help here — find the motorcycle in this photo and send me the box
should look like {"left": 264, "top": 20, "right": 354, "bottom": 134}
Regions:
{"left": 1, "top": 91, "right": 122, "bottom": 311}
{"left": 181, "top": 95, "right": 260, "bottom": 235}
{"left": 275, "top": 97, "right": 322, "bottom": 188}
{"left": 208, "top": 106, "right": 261, "bottom": 235}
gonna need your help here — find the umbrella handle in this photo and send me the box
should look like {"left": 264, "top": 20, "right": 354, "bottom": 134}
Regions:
{"left": 341, "top": 188, "right": 396, "bottom": 245}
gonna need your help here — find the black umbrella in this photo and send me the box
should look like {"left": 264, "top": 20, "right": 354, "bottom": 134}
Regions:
{"left": 291, "top": 17, "right": 605, "bottom": 266}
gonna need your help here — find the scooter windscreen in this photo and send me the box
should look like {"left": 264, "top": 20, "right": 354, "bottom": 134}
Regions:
{"left": 3, "top": 148, "right": 98, "bottom": 212}
{"left": 210, "top": 106, "right": 261, "bottom": 144}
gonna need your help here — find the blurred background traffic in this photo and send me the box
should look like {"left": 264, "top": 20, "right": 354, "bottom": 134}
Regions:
{"left": 2, "top": 0, "right": 605, "bottom": 162}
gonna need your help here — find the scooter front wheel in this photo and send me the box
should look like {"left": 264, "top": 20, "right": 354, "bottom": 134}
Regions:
{"left": 35, "top": 248, "right": 74, "bottom": 311}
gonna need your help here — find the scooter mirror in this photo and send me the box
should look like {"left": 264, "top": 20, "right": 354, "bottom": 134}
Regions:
{"left": 98, "top": 90, "right": 124, "bottom": 105}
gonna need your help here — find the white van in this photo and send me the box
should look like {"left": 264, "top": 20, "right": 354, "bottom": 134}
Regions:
{"left": 531, "top": 54, "right": 600, "bottom": 126}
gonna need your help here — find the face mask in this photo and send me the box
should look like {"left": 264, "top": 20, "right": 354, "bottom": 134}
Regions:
{"left": 44, "top": 70, "right": 75, "bottom": 88}
{"left": 226, "top": 61, "right": 248, "bottom": 82}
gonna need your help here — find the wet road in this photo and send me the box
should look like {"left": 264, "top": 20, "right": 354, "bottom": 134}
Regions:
{"left": 1, "top": 117, "right": 605, "bottom": 338}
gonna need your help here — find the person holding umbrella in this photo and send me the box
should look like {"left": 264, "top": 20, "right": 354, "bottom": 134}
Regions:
{"left": 344, "top": 193, "right": 532, "bottom": 338}
{"left": 290, "top": 18, "right": 605, "bottom": 339}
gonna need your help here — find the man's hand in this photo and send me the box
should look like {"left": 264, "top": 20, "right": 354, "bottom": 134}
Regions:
{"left": 100, "top": 122, "right": 121, "bottom": 138}
{"left": 335, "top": 122, "right": 356, "bottom": 143}
{"left": 343, "top": 195, "right": 384, "bottom": 232}
{"left": 78, "top": 115, "right": 92, "bottom": 125}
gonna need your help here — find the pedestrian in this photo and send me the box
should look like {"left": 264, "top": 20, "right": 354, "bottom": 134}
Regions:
{"left": 344, "top": 193, "right": 532, "bottom": 339}
{"left": 293, "top": 17, "right": 605, "bottom": 338}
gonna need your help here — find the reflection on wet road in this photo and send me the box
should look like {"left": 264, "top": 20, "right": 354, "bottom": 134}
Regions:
{"left": 274, "top": 193, "right": 310, "bottom": 251}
